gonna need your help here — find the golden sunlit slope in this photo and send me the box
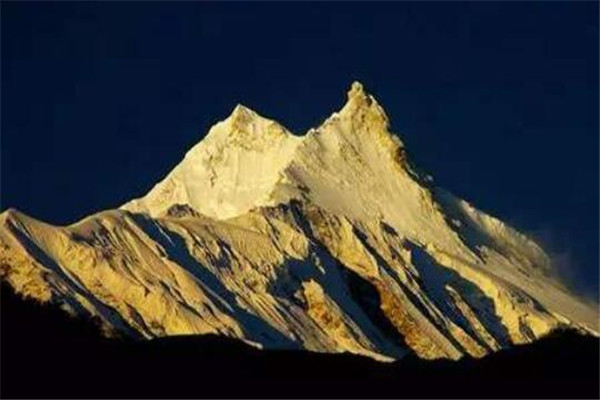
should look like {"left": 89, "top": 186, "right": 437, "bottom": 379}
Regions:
{"left": 1, "top": 83, "right": 597, "bottom": 361}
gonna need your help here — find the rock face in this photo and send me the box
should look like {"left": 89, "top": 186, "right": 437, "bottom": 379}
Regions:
{"left": 1, "top": 82, "right": 598, "bottom": 361}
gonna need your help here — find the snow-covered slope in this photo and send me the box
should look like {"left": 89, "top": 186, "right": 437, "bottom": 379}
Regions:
{"left": 1, "top": 82, "right": 597, "bottom": 361}
{"left": 122, "top": 104, "right": 302, "bottom": 219}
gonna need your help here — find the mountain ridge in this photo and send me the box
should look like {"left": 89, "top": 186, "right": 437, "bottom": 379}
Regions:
{"left": 1, "top": 82, "right": 598, "bottom": 362}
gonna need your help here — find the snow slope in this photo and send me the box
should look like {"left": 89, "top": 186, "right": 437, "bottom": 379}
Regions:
{"left": 1, "top": 82, "right": 598, "bottom": 361}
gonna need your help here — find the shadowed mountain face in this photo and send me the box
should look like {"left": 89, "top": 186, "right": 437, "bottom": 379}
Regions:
{"left": 0, "top": 83, "right": 598, "bottom": 364}
{"left": 1, "top": 284, "right": 598, "bottom": 399}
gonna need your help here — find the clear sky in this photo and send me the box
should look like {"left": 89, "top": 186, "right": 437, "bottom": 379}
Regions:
{"left": 2, "top": 2, "right": 598, "bottom": 297}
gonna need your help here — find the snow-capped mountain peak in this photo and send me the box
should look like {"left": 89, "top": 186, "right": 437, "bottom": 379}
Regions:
{"left": 338, "top": 81, "right": 390, "bottom": 128}
{"left": 210, "top": 103, "right": 294, "bottom": 146}
{"left": 122, "top": 82, "right": 398, "bottom": 220}
{"left": 1, "top": 82, "right": 597, "bottom": 362}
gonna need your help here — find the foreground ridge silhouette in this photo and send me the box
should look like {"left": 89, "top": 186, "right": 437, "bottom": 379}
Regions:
{"left": 2, "top": 283, "right": 598, "bottom": 399}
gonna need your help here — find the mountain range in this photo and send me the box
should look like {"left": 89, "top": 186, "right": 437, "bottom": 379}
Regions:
{"left": 1, "top": 82, "right": 597, "bottom": 362}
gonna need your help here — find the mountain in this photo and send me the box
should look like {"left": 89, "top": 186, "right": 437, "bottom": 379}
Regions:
{"left": 2, "top": 281, "right": 599, "bottom": 399}
{"left": 1, "top": 82, "right": 597, "bottom": 362}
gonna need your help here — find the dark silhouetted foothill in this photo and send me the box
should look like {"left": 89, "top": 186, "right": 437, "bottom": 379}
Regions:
{"left": 1, "top": 283, "right": 598, "bottom": 399}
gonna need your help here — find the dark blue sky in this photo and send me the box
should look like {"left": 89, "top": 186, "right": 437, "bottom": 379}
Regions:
{"left": 2, "top": 2, "right": 598, "bottom": 297}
